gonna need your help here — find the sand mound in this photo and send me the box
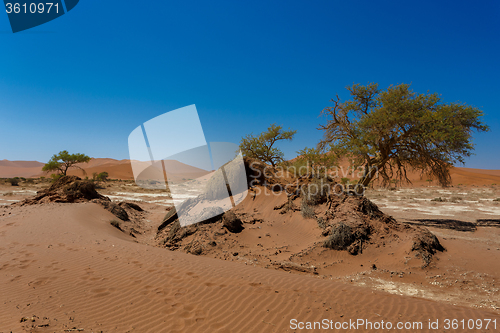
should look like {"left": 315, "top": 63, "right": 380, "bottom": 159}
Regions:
{"left": 156, "top": 160, "right": 445, "bottom": 268}
{"left": 157, "top": 191, "right": 444, "bottom": 267}
{"left": 16, "top": 176, "right": 147, "bottom": 237}
{"left": 17, "top": 176, "right": 107, "bottom": 204}
{"left": 315, "top": 194, "right": 444, "bottom": 266}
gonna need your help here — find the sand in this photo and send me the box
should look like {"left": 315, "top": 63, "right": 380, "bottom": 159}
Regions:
{"left": 1, "top": 161, "right": 500, "bottom": 332}
{"left": 1, "top": 200, "right": 499, "bottom": 332}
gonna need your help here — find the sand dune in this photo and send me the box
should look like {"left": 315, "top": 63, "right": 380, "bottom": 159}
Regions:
{"left": 1, "top": 157, "right": 499, "bottom": 188}
{"left": 0, "top": 160, "right": 45, "bottom": 178}
{"left": 0, "top": 158, "right": 210, "bottom": 183}
{"left": 1, "top": 202, "right": 499, "bottom": 332}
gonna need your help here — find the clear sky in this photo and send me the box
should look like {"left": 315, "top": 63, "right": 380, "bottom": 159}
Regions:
{"left": 0, "top": 1, "right": 498, "bottom": 169}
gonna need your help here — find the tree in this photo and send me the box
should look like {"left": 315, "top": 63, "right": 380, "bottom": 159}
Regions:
{"left": 239, "top": 123, "right": 297, "bottom": 167}
{"left": 42, "top": 150, "right": 91, "bottom": 176}
{"left": 295, "top": 146, "right": 337, "bottom": 176}
{"left": 96, "top": 172, "right": 109, "bottom": 182}
{"left": 318, "top": 83, "right": 489, "bottom": 187}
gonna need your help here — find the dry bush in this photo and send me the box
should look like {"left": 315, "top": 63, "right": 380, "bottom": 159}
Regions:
{"left": 301, "top": 177, "right": 331, "bottom": 205}
{"left": 301, "top": 200, "right": 315, "bottom": 219}
{"left": 323, "top": 222, "right": 354, "bottom": 250}
{"left": 316, "top": 217, "right": 327, "bottom": 229}
{"left": 110, "top": 220, "right": 122, "bottom": 230}
{"left": 7, "top": 178, "right": 20, "bottom": 186}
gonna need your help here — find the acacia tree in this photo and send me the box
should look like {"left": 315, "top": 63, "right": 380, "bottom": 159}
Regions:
{"left": 42, "top": 150, "right": 91, "bottom": 176}
{"left": 239, "top": 123, "right": 296, "bottom": 167}
{"left": 295, "top": 147, "right": 337, "bottom": 176}
{"left": 318, "top": 83, "right": 489, "bottom": 187}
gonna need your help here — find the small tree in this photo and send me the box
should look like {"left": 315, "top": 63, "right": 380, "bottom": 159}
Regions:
{"left": 96, "top": 172, "right": 109, "bottom": 182}
{"left": 42, "top": 150, "right": 91, "bottom": 176}
{"left": 319, "top": 83, "right": 489, "bottom": 187}
{"left": 295, "top": 147, "right": 337, "bottom": 176}
{"left": 239, "top": 123, "right": 296, "bottom": 167}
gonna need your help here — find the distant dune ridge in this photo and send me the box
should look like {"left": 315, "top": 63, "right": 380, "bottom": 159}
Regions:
{"left": 0, "top": 159, "right": 45, "bottom": 178}
{"left": 0, "top": 158, "right": 210, "bottom": 182}
{"left": 0, "top": 157, "right": 499, "bottom": 186}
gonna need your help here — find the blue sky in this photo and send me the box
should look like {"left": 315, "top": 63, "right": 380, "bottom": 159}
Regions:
{"left": 0, "top": 0, "right": 498, "bottom": 169}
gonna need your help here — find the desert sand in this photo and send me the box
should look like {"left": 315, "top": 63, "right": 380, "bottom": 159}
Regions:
{"left": 1, "top": 202, "right": 499, "bottom": 332}
{"left": 1, "top": 161, "right": 500, "bottom": 332}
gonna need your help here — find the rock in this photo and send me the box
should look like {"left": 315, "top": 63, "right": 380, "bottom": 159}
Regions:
{"left": 222, "top": 211, "right": 243, "bottom": 233}
{"left": 411, "top": 229, "right": 445, "bottom": 267}
{"left": 119, "top": 202, "right": 143, "bottom": 211}
{"left": 158, "top": 207, "right": 178, "bottom": 231}
{"left": 92, "top": 199, "right": 129, "bottom": 221}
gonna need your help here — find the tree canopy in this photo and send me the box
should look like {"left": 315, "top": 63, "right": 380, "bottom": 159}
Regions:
{"left": 93, "top": 171, "right": 109, "bottom": 182}
{"left": 318, "top": 83, "right": 489, "bottom": 187}
{"left": 42, "top": 150, "right": 91, "bottom": 176}
{"left": 239, "top": 124, "right": 296, "bottom": 167}
{"left": 295, "top": 146, "right": 337, "bottom": 176}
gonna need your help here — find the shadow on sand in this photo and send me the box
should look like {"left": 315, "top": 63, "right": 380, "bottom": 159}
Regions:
{"left": 404, "top": 219, "right": 500, "bottom": 231}
{"left": 476, "top": 219, "right": 500, "bottom": 227}
{"left": 404, "top": 219, "right": 477, "bottom": 232}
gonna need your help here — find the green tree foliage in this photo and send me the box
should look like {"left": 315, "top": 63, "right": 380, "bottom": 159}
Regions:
{"left": 319, "top": 83, "right": 489, "bottom": 187}
{"left": 239, "top": 124, "right": 297, "bottom": 167}
{"left": 96, "top": 172, "right": 109, "bottom": 182}
{"left": 42, "top": 150, "right": 91, "bottom": 176}
{"left": 295, "top": 147, "right": 337, "bottom": 176}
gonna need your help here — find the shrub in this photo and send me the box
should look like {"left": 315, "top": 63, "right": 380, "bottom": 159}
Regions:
{"left": 431, "top": 197, "right": 446, "bottom": 202}
{"left": 301, "top": 177, "right": 331, "bottom": 205}
{"left": 287, "top": 158, "right": 309, "bottom": 177}
{"left": 51, "top": 174, "right": 64, "bottom": 182}
{"left": 110, "top": 220, "right": 122, "bottom": 230}
{"left": 7, "top": 178, "right": 19, "bottom": 186}
{"left": 324, "top": 222, "right": 354, "bottom": 250}
{"left": 316, "top": 217, "right": 327, "bottom": 229}
{"left": 96, "top": 172, "right": 109, "bottom": 182}
{"left": 494, "top": 198, "right": 500, "bottom": 202}
{"left": 301, "top": 200, "right": 315, "bottom": 219}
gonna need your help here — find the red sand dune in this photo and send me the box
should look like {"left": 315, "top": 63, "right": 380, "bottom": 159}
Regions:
{"left": 0, "top": 160, "right": 45, "bottom": 178}
{"left": 1, "top": 158, "right": 499, "bottom": 186}
{"left": 0, "top": 158, "right": 209, "bottom": 182}
{"left": 329, "top": 159, "right": 500, "bottom": 186}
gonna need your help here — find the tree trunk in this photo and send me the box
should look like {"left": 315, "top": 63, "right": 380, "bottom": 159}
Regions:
{"left": 359, "top": 166, "right": 377, "bottom": 187}
{"left": 359, "top": 156, "right": 389, "bottom": 188}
